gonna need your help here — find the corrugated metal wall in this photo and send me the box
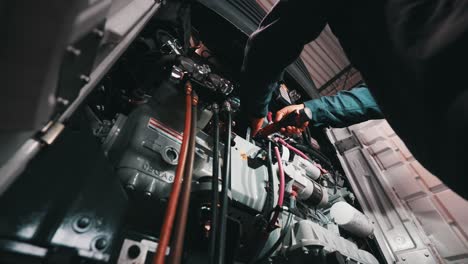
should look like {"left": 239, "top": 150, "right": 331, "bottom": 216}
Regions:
{"left": 256, "top": 0, "right": 363, "bottom": 95}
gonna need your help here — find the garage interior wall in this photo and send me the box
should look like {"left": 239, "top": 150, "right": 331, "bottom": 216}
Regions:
{"left": 256, "top": 0, "right": 363, "bottom": 96}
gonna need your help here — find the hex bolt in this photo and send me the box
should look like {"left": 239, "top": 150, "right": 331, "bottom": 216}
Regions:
{"left": 56, "top": 97, "right": 69, "bottom": 106}
{"left": 66, "top": 45, "right": 81, "bottom": 57}
{"left": 95, "top": 237, "right": 108, "bottom": 251}
{"left": 402, "top": 257, "right": 406, "bottom": 261}
{"left": 80, "top": 74, "right": 91, "bottom": 84}
{"left": 77, "top": 217, "right": 90, "bottom": 229}
{"left": 92, "top": 28, "right": 104, "bottom": 38}
{"left": 128, "top": 245, "right": 141, "bottom": 259}
{"left": 425, "top": 253, "right": 430, "bottom": 257}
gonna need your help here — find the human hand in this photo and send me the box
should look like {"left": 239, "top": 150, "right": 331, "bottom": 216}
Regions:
{"left": 275, "top": 104, "right": 310, "bottom": 136}
{"left": 250, "top": 117, "right": 265, "bottom": 137}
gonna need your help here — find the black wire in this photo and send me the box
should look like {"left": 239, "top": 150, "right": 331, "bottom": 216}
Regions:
{"left": 265, "top": 141, "right": 275, "bottom": 219}
{"left": 209, "top": 103, "right": 220, "bottom": 264}
{"left": 254, "top": 213, "right": 293, "bottom": 264}
{"left": 216, "top": 101, "right": 232, "bottom": 264}
{"left": 294, "top": 144, "right": 334, "bottom": 170}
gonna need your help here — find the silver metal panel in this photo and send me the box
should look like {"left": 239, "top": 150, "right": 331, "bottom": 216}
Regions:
{"left": 1, "top": 1, "right": 161, "bottom": 196}
{"left": 0, "top": 140, "right": 41, "bottom": 195}
{"left": 105, "top": 0, "right": 156, "bottom": 42}
{"left": 328, "top": 120, "right": 468, "bottom": 263}
{"left": 70, "top": 0, "right": 112, "bottom": 43}
{"left": 60, "top": 0, "right": 160, "bottom": 122}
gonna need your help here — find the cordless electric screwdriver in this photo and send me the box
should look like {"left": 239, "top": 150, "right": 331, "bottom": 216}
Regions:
{"left": 257, "top": 107, "right": 313, "bottom": 137}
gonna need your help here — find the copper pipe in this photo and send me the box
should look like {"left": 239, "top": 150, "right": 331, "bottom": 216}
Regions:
{"left": 153, "top": 81, "right": 193, "bottom": 264}
{"left": 168, "top": 94, "right": 198, "bottom": 264}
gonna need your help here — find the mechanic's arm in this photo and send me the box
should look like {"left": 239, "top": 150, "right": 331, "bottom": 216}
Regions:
{"left": 240, "top": 0, "right": 329, "bottom": 134}
{"left": 278, "top": 86, "right": 383, "bottom": 134}
{"left": 304, "top": 86, "right": 383, "bottom": 127}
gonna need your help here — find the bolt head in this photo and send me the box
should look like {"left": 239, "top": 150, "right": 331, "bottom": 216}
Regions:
{"left": 77, "top": 217, "right": 90, "bottom": 229}
{"left": 95, "top": 237, "right": 108, "bottom": 251}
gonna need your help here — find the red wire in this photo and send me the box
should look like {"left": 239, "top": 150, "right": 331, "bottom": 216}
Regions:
{"left": 276, "top": 137, "right": 310, "bottom": 161}
{"left": 267, "top": 111, "right": 273, "bottom": 123}
{"left": 153, "top": 82, "right": 193, "bottom": 264}
{"left": 276, "top": 137, "right": 326, "bottom": 173}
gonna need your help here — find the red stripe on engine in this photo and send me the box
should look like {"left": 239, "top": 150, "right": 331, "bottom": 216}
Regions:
{"left": 148, "top": 118, "right": 183, "bottom": 141}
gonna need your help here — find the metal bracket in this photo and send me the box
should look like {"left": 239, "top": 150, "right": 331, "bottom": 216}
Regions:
{"left": 335, "top": 135, "right": 360, "bottom": 154}
{"left": 40, "top": 122, "right": 65, "bottom": 145}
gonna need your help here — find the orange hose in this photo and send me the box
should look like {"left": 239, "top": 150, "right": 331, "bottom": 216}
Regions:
{"left": 153, "top": 81, "right": 193, "bottom": 264}
{"left": 168, "top": 94, "right": 198, "bottom": 264}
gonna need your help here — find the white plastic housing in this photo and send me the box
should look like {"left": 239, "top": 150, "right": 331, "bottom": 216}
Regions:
{"left": 330, "top": 201, "right": 374, "bottom": 238}
{"left": 295, "top": 156, "right": 321, "bottom": 180}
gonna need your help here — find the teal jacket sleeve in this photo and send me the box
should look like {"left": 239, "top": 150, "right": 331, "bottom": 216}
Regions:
{"left": 303, "top": 86, "right": 383, "bottom": 128}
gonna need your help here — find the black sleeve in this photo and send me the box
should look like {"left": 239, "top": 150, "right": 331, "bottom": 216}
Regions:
{"left": 385, "top": 0, "right": 468, "bottom": 79}
{"left": 240, "top": 0, "right": 329, "bottom": 118}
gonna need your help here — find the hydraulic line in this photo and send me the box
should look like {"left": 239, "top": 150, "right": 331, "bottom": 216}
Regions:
{"left": 216, "top": 101, "right": 232, "bottom": 264}
{"left": 168, "top": 93, "right": 198, "bottom": 264}
{"left": 153, "top": 81, "right": 193, "bottom": 264}
{"left": 276, "top": 137, "right": 311, "bottom": 162}
{"left": 295, "top": 143, "right": 334, "bottom": 170}
{"left": 209, "top": 103, "right": 220, "bottom": 264}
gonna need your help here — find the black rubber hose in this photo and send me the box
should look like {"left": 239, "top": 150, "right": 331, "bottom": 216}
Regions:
{"left": 294, "top": 144, "right": 334, "bottom": 170}
{"left": 209, "top": 103, "right": 220, "bottom": 264}
{"left": 168, "top": 93, "right": 198, "bottom": 264}
{"left": 265, "top": 141, "right": 275, "bottom": 218}
{"left": 216, "top": 101, "right": 232, "bottom": 264}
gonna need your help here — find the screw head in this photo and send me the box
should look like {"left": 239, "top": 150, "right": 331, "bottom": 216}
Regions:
{"left": 56, "top": 97, "right": 69, "bottom": 106}
{"left": 77, "top": 217, "right": 90, "bottom": 229}
{"left": 92, "top": 28, "right": 104, "bottom": 38}
{"left": 66, "top": 45, "right": 81, "bottom": 57}
{"left": 73, "top": 216, "right": 92, "bottom": 233}
{"left": 80, "top": 74, "right": 91, "bottom": 83}
{"left": 95, "top": 237, "right": 108, "bottom": 251}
